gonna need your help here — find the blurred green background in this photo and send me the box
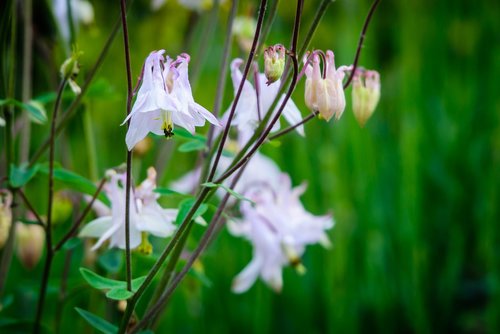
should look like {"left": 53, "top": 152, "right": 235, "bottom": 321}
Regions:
{"left": 1, "top": 0, "right": 499, "bottom": 333}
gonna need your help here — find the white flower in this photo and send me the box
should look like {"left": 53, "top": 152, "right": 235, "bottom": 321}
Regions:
{"left": 224, "top": 58, "right": 304, "bottom": 147}
{"left": 123, "top": 51, "right": 220, "bottom": 151}
{"left": 228, "top": 174, "right": 333, "bottom": 293}
{"left": 79, "top": 167, "right": 177, "bottom": 251}
{"left": 52, "top": 0, "right": 94, "bottom": 43}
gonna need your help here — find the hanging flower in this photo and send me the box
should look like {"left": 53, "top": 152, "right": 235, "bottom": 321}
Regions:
{"left": 0, "top": 190, "right": 13, "bottom": 249}
{"left": 223, "top": 58, "right": 304, "bottom": 147}
{"left": 123, "top": 51, "right": 220, "bottom": 151}
{"left": 79, "top": 167, "right": 177, "bottom": 253}
{"left": 228, "top": 174, "right": 333, "bottom": 293}
{"left": 304, "top": 50, "right": 348, "bottom": 121}
{"left": 15, "top": 221, "right": 45, "bottom": 270}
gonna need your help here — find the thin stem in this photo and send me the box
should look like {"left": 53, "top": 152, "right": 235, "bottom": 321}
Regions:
{"left": 297, "top": 0, "right": 333, "bottom": 61}
{"left": 132, "top": 166, "right": 248, "bottom": 333}
{"left": 53, "top": 177, "right": 106, "bottom": 252}
{"left": 206, "top": 0, "right": 268, "bottom": 183}
{"left": 120, "top": 0, "right": 134, "bottom": 292}
{"left": 29, "top": 16, "right": 122, "bottom": 167}
{"left": 83, "top": 107, "right": 98, "bottom": 181}
{"left": 343, "top": 0, "right": 381, "bottom": 89}
{"left": 268, "top": 110, "right": 318, "bottom": 141}
{"left": 205, "top": 0, "right": 238, "bottom": 150}
{"left": 34, "top": 78, "right": 67, "bottom": 334}
{"left": 20, "top": 0, "right": 33, "bottom": 163}
{"left": 17, "top": 189, "right": 45, "bottom": 227}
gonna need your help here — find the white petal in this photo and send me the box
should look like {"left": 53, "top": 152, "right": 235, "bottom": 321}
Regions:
{"left": 231, "top": 257, "right": 262, "bottom": 294}
{"left": 79, "top": 216, "right": 113, "bottom": 238}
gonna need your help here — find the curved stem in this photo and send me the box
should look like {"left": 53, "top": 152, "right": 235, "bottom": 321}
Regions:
{"left": 34, "top": 78, "right": 67, "bottom": 334}
{"left": 206, "top": 0, "right": 268, "bottom": 183}
{"left": 343, "top": 0, "right": 381, "bottom": 89}
{"left": 120, "top": 0, "right": 134, "bottom": 292}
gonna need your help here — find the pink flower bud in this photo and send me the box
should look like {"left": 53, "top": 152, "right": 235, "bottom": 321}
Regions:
{"left": 263, "top": 44, "right": 286, "bottom": 85}
{"left": 0, "top": 190, "right": 12, "bottom": 249}
{"left": 15, "top": 222, "right": 45, "bottom": 270}
{"left": 352, "top": 69, "right": 380, "bottom": 127}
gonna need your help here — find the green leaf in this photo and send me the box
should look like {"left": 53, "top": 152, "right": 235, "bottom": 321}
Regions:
{"left": 105, "top": 288, "right": 134, "bottom": 300}
{"left": 9, "top": 163, "right": 39, "bottom": 188}
{"left": 178, "top": 140, "right": 207, "bottom": 153}
{"left": 202, "top": 182, "right": 255, "bottom": 204}
{"left": 173, "top": 128, "right": 206, "bottom": 141}
{"left": 62, "top": 237, "right": 82, "bottom": 250}
{"left": 75, "top": 308, "right": 117, "bottom": 334}
{"left": 80, "top": 268, "right": 146, "bottom": 292}
{"left": 154, "top": 188, "right": 188, "bottom": 196}
{"left": 0, "top": 98, "right": 47, "bottom": 123}
{"left": 38, "top": 165, "right": 110, "bottom": 206}
{"left": 175, "top": 198, "right": 208, "bottom": 225}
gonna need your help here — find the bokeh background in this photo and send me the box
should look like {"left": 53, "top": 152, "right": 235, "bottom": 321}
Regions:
{"left": 1, "top": 0, "right": 499, "bottom": 333}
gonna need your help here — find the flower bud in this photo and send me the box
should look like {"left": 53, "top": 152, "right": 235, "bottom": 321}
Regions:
{"left": 352, "top": 70, "right": 380, "bottom": 127}
{"left": 60, "top": 47, "right": 83, "bottom": 94}
{"left": 0, "top": 190, "right": 13, "bottom": 249}
{"left": 15, "top": 222, "right": 45, "bottom": 270}
{"left": 233, "top": 16, "right": 257, "bottom": 53}
{"left": 264, "top": 44, "right": 285, "bottom": 85}
{"left": 304, "top": 51, "right": 346, "bottom": 122}
{"left": 51, "top": 191, "right": 73, "bottom": 226}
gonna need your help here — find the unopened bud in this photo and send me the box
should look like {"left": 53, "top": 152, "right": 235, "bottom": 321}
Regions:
{"left": 0, "top": 190, "right": 13, "bottom": 249}
{"left": 352, "top": 70, "right": 380, "bottom": 127}
{"left": 264, "top": 44, "right": 285, "bottom": 85}
{"left": 51, "top": 192, "right": 73, "bottom": 226}
{"left": 60, "top": 46, "right": 83, "bottom": 94}
{"left": 233, "top": 16, "right": 257, "bottom": 53}
{"left": 15, "top": 222, "right": 45, "bottom": 270}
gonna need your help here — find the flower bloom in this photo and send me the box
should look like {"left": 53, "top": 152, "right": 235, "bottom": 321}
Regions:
{"left": 352, "top": 69, "right": 381, "bottom": 127}
{"left": 123, "top": 51, "right": 220, "bottom": 150}
{"left": 304, "top": 50, "right": 348, "bottom": 121}
{"left": 224, "top": 58, "right": 304, "bottom": 147}
{"left": 79, "top": 167, "right": 177, "bottom": 252}
{"left": 228, "top": 174, "right": 333, "bottom": 293}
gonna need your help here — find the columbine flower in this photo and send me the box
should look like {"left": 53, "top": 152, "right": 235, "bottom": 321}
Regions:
{"left": 15, "top": 220, "right": 45, "bottom": 270}
{"left": 352, "top": 69, "right": 381, "bottom": 127}
{"left": 264, "top": 44, "right": 286, "bottom": 85}
{"left": 304, "top": 50, "right": 348, "bottom": 121}
{"left": 228, "top": 174, "right": 333, "bottom": 293}
{"left": 224, "top": 58, "right": 304, "bottom": 146}
{"left": 0, "top": 190, "right": 12, "bottom": 249}
{"left": 79, "top": 167, "right": 177, "bottom": 252}
{"left": 123, "top": 51, "right": 220, "bottom": 151}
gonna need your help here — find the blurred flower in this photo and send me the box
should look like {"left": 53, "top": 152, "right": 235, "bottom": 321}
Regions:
{"left": 228, "top": 174, "right": 333, "bottom": 293}
{"left": 179, "top": 0, "right": 217, "bottom": 11}
{"left": 352, "top": 70, "right": 381, "bottom": 127}
{"left": 79, "top": 167, "right": 177, "bottom": 251}
{"left": 232, "top": 16, "right": 257, "bottom": 53}
{"left": 0, "top": 190, "right": 12, "bottom": 249}
{"left": 264, "top": 44, "right": 286, "bottom": 85}
{"left": 60, "top": 46, "right": 83, "bottom": 94}
{"left": 304, "top": 50, "right": 348, "bottom": 121}
{"left": 132, "top": 137, "right": 154, "bottom": 157}
{"left": 15, "top": 222, "right": 45, "bottom": 270}
{"left": 123, "top": 51, "right": 220, "bottom": 151}
{"left": 224, "top": 58, "right": 304, "bottom": 147}
{"left": 52, "top": 0, "right": 94, "bottom": 43}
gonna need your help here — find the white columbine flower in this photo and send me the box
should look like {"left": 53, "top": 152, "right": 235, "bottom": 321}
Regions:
{"left": 52, "top": 0, "right": 94, "bottom": 44}
{"left": 123, "top": 51, "right": 220, "bottom": 151}
{"left": 224, "top": 58, "right": 304, "bottom": 147}
{"left": 228, "top": 174, "right": 333, "bottom": 293}
{"left": 80, "top": 167, "right": 177, "bottom": 252}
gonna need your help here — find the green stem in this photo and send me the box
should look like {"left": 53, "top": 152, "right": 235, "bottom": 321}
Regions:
{"left": 20, "top": 0, "right": 33, "bottom": 163}
{"left": 82, "top": 107, "right": 98, "bottom": 181}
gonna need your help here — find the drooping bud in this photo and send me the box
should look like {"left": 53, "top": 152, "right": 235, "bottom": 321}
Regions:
{"left": 304, "top": 51, "right": 347, "bottom": 122}
{"left": 233, "top": 16, "right": 257, "bottom": 53}
{"left": 60, "top": 46, "right": 83, "bottom": 94}
{"left": 51, "top": 191, "right": 73, "bottom": 226}
{"left": 15, "top": 222, "right": 45, "bottom": 270}
{"left": 0, "top": 190, "right": 13, "bottom": 249}
{"left": 263, "top": 44, "right": 286, "bottom": 85}
{"left": 352, "top": 70, "right": 380, "bottom": 127}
